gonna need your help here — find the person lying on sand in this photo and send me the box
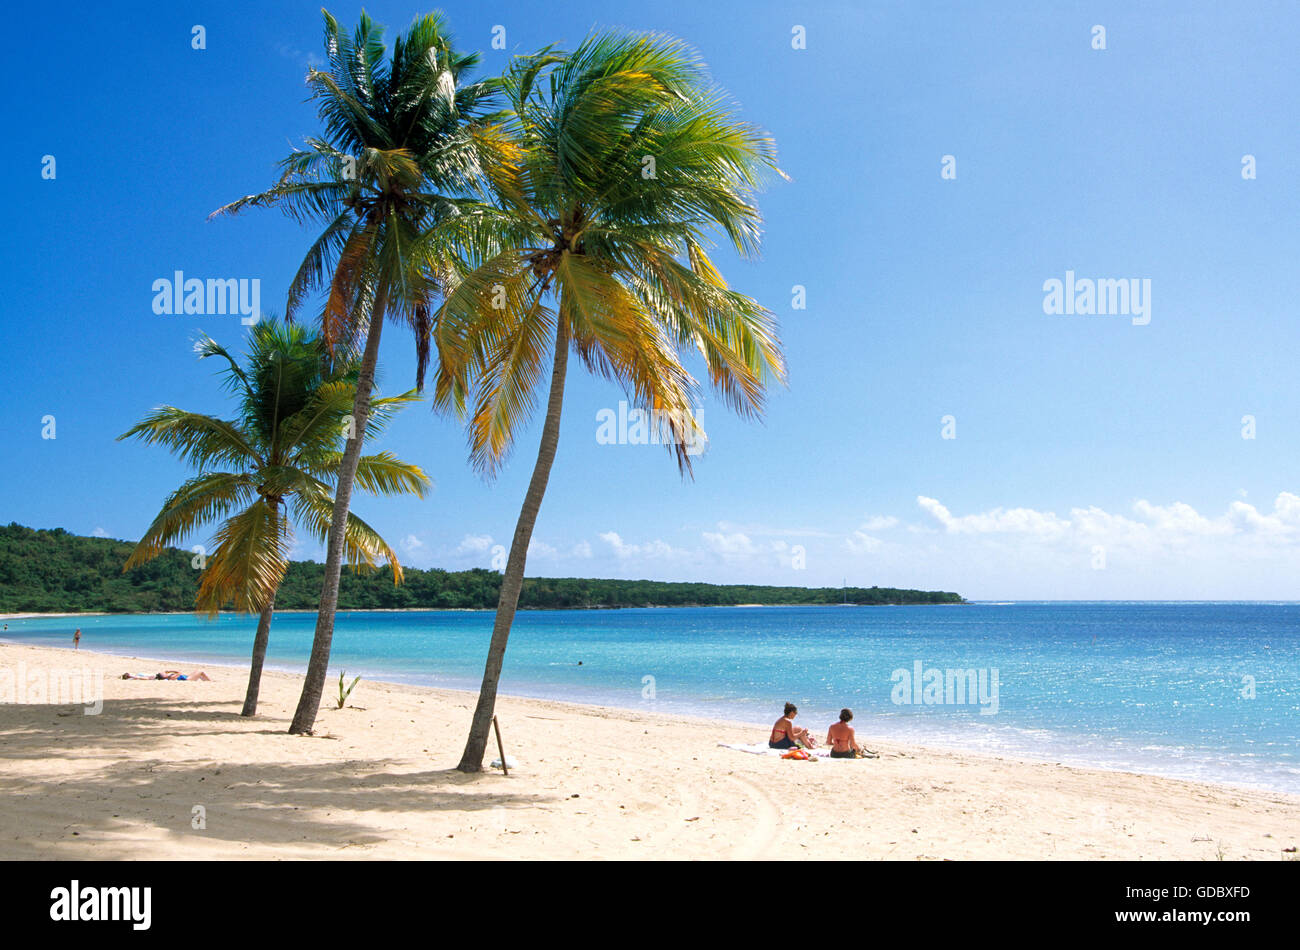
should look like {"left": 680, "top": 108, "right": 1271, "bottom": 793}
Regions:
{"left": 826, "top": 708, "right": 863, "bottom": 758}
{"left": 770, "top": 702, "right": 817, "bottom": 749}
{"left": 121, "top": 671, "right": 211, "bottom": 681}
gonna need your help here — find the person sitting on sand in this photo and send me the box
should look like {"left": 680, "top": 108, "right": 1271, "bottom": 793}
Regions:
{"left": 826, "top": 708, "right": 862, "bottom": 758}
{"left": 770, "top": 702, "right": 817, "bottom": 749}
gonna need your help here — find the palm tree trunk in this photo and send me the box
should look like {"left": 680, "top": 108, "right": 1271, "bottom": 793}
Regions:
{"left": 288, "top": 283, "right": 390, "bottom": 735}
{"left": 457, "top": 318, "right": 570, "bottom": 772}
{"left": 241, "top": 590, "right": 277, "bottom": 717}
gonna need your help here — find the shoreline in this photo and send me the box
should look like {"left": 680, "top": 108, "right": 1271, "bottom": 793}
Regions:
{"left": 2, "top": 640, "right": 1298, "bottom": 859}
{"left": 10, "top": 641, "right": 1296, "bottom": 801}
{"left": 102, "top": 651, "right": 1300, "bottom": 799}
{"left": 4, "top": 633, "right": 1297, "bottom": 800}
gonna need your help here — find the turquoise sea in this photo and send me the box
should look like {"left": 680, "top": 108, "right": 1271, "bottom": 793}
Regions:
{"left": 3, "top": 602, "right": 1298, "bottom": 794}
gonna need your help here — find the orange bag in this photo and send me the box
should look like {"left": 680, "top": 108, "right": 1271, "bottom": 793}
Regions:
{"left": 781, "top": 748, "right": 811, "bottom": 760}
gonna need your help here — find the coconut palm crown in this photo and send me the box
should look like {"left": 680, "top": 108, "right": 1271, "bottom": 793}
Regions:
{"left": 432, "top": 31, "right": 788, "bottom": 770}
{"left": 209, "top": 9, "right": 509, "bottom": 733}
{"left": 119, "top": 319, "right": 428, "bottom": 715}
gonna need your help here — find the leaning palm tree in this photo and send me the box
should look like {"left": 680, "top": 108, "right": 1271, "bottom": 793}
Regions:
{"left": 119, "top": 320, "right": 429, "bottom": 717}
{"left": 210, "top": 10, "right": 510, "bottom": 733}
{"left": 433, "top": 33, "right": 788, "bottom": 771}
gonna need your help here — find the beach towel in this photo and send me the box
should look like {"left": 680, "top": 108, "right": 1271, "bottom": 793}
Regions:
{"left": 718, "top": 741, "right": 783, "bottom": 756}
{"left": 718, "top": 742, "right": 875, "bottom": 760}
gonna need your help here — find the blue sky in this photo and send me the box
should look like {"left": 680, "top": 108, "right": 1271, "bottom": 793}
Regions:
{"left": 3, "top": 1, "right": 1298, "bottom": 599}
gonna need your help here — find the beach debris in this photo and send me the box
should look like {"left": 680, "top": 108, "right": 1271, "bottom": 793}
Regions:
{"left": 492, "top": 715, "right": 509, "bottom": 775}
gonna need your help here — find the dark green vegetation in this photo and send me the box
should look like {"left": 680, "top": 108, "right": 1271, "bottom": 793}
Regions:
{"left": 0, "top": 524, "right": 963, "bottom": 613}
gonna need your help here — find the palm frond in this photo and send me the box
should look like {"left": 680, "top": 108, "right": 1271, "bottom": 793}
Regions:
{"left": 118, "top": 408, "right": 262, "bottom": 471}
{"left": 195, "top": 498, "right": 292, "bottom": 616}
{"left": 124, "top": 473, "right": 257, "bottom": 570}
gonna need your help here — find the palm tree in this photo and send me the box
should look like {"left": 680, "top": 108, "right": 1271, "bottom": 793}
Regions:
{"left": 210, "top": 10, "right": 509, "bottom": 733}
{"left": 433, "top": 33, "right": 788, "bottom": 771}
{"left": 119, "top": 320, "right": 429, "bottom": 717}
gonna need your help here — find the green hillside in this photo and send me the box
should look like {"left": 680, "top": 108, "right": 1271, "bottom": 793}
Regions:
{"left": 0, "top": 523, "right": 964, "bottom": 614}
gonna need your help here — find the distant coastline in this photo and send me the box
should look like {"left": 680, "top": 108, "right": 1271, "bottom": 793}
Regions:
{"left": 0, "top": 523, "right": 964, "bottom": 614}
{"left": 2, "top": 603, "right": 977, "bottom": 623}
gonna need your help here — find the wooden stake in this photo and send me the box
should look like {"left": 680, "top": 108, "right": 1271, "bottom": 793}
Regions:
{"left": 492, "top": 715, "right": 508, "bottom": 776}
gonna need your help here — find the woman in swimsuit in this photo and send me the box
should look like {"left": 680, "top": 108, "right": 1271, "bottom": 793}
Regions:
{"left": 769, "top": 702, "right": 816, "bottom": 749}
{"left": 825, "top": 708, "right": 862, "bottom": 758}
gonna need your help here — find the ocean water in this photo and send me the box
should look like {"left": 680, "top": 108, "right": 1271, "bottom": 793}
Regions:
{"left": 3, "top": 602, "right": 1298, "bottom": 794}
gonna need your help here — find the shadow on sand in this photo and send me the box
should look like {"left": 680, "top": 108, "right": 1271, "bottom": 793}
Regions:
{"left": 0, "top": 694, "right": 553, "bottom": 856}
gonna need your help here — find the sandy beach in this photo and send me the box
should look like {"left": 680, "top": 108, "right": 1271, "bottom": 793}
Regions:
{"left": 1, "top": 641, "right": 1297, "bottom": 860}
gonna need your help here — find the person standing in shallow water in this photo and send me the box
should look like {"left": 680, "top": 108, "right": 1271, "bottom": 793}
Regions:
{"left": 72, "top": 628, "right": 80, "bottom": 650}
{"left": 826, "top": 708, "right": 862, "bottom": 758}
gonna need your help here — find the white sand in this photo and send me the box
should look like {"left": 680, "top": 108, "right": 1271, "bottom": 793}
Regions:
{"left": 1, "top": 641, "right": 1297, "bottom": 860}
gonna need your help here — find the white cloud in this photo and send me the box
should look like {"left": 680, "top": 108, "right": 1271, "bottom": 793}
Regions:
{"left": 702, "top": 531, "right": 756, "bottom": 557}
{"left": 92, "top": 527, "right": 108, "bottom": 538}
{"left": 712, "top": 520, "right": 834, "bottom": 539}
{"left": 843, "top": 515, "right": 899, "bottom": 554}
{"left": 914, "top": 492, "right": 1300, "bottom": 550}
{"left": 1225, "top": 492, "right": 1300, "bottom": 537}
{"left": 1132, "top": 500, "right": 1230, "bottom": 537}
{"left": 527, "top": 538, "right": 558, "bottom": 559}
{"left": 845, "top": 531, "right": 883, "bottom": 554}
{"left": 401, "top": 534, "right": 425, "bottom": 553}
{"left": 702, "top": 530, "right": 794, "bottom": 566}
{"left": 599, "top": 531, "right": 678, "bottom": 560}
{"left": 456, "top": 534, "right": 493, "bottom": 555}
{"left": 918, "top": 496, "right": 1071, "bottom": 538}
